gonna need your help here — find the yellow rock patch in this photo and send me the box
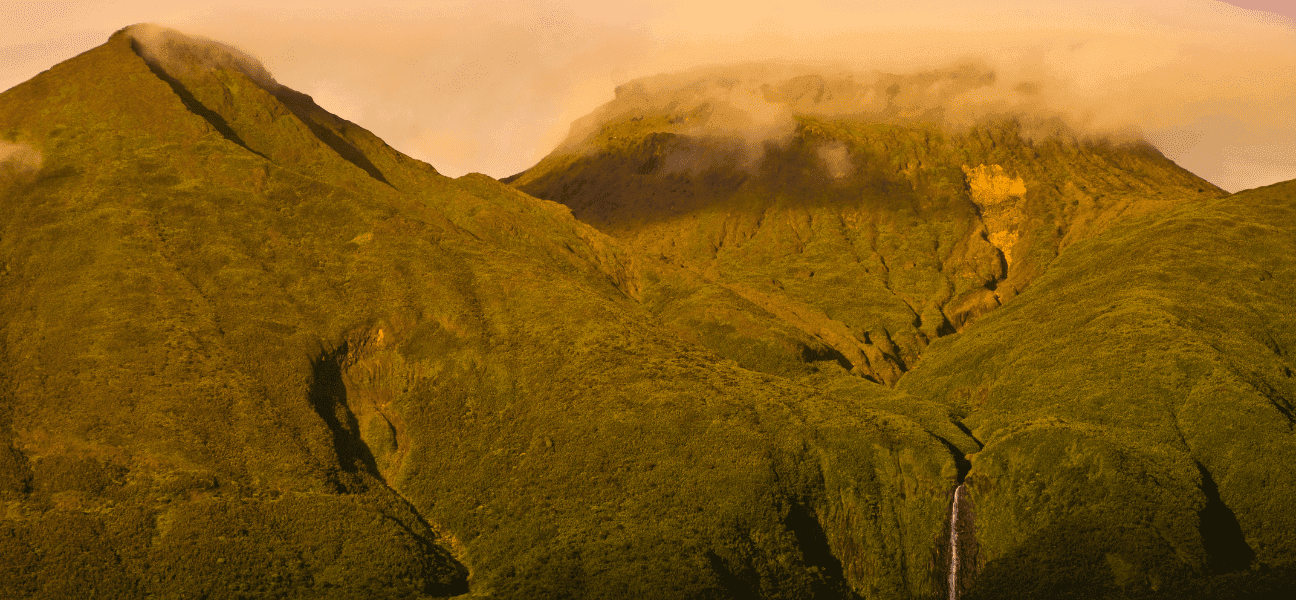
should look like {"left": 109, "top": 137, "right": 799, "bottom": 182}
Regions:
{"left": 963, "top": 164, "right": 1026, "bottom": 206}
{"left": 963, "top": 164, "right": 1027, "bottom": 269}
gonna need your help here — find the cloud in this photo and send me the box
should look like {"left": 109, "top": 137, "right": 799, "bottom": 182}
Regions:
{"left": 525, "top": 0, "right": 1294, "bottom": 191}
{"left": 556, "top": 59, "right": 1154, "bottom": 175}
{"left": 138, "top": 3, "right": 658, "bottom": 179}
{"left": 171, "top": 0, "right": 1285, "bottom": 191}
{"left": 4, "top": 1, "right": 1293, "bottom": 190}
{"left": 122, "top": 23, "right": 279, "bottom": 88}
{"left": 0, "top": 141, "right": 42, "bottom": 175}
{"left": 817, "top": 142, "right": 853, "bottom": 180}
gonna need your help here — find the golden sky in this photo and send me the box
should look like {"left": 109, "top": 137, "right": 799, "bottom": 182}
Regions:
{"left": 3, "top": 0, "right": 1293, "bottom": 191}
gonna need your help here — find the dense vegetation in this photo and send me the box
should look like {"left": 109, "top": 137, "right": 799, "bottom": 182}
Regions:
{"left": 510, "top": 73, "right": 1223, "bottom": 385}
{"left": 900, "top": 179, "right": 1296, "bottom": 599}
{"left": 509, "top": 66, "right": 1296, "bottom": 597}
{"left": 1, "top": 26, "right": 1292, "bottom": 599}
{"left": 0, "top": 27, "right": 973, "bottom": 599}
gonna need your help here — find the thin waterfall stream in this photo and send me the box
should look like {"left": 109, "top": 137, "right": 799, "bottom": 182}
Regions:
{"left": 948, "top": 482, "right": 966, "bottom": 600}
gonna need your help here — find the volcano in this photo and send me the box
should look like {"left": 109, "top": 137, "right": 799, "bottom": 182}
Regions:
{"left": 0, "top": 26, "right": 1292, "bottom": 600}
{"left": 508, "top": 64, "right": 1226, "bottom": 385}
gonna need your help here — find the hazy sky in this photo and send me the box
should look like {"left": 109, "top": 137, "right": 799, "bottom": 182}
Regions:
{"left": 2, "top": 0, "right": 1293, "bottom": 191}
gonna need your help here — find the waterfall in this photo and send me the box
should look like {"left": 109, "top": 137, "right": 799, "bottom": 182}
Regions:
{"left": 948, "top": 483, "right": 965, "bottom": 600}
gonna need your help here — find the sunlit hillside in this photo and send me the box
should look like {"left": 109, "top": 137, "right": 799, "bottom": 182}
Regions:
{"left": 0, "top": 25, "right": 1292, "bottom": 600}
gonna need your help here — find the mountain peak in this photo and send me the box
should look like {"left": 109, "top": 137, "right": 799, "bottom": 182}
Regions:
{"left": 94, "top": 25, "right": 434, "bottom": 188}
{"left": 4, "top": 25, "right": 1295, "bottom": 600}
{"left": 120, "top": 24, "right": 278, "bottom": 91}
{"left": 510, "top": 68, "right": 1225, "bottom": 384}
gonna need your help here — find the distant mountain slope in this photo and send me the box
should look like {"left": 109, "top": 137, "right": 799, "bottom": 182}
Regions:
{"left": 509, "top": 65, "right": 1225, "bottom": 384}
{"left": 0, "top": 27, "right": 977, "bottom": 599}
{"left": 898, "top": 179, "right": 1296, "bottom": 597}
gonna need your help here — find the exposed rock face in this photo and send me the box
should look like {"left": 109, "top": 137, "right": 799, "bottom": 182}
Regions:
{"left": 962, "top": 163, "right": 1026, "bottom": 274}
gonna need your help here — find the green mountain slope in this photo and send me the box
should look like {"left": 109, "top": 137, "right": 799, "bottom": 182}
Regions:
{"left": 507, "top": 64, "right": 1296, "bottom": 596}
{"left": 898, "top": 180, "right": 1296, "bottom": 598}
{"left": 8, "top": 24, "right": 1291, "bottom": 600}
{"left": 0, "top": 27, "right": 980, "bottom": 599}
{"left": 509, "top": 66, "right": 1224, "bottom": 385}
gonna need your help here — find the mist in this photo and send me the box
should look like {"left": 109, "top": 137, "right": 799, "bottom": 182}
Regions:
{"left": 124, "top": 23, "right": 278, "bottom": 88}
{"left": 556, "top": 59, "right": 1163, "bottom": 173}
{"left": 0, "top": 141, "right": 42, "bottom": 175}
{"left": 2, "top": 0, "right": 1293, "bottom": 191}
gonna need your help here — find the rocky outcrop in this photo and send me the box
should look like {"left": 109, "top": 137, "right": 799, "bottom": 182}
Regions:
{"left": 962, "top": 163, "right": 1025, "bottom": 278}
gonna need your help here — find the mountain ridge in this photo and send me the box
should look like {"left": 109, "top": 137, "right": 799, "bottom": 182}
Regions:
{"left": 505, "top": 61, "right": 1296, "bottom": 598}
{"left": 509, "top": 66, "right": 1225, "bottom": 384}
{"left": 0, "top": 26, "right": 973, "bottom": 599}
{"left": 1, "top": 24, "right": 1293, "bottom": 600}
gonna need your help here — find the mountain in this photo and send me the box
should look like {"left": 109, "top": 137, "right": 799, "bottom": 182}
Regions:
{"left": 508, "top": 64, "right": 1226, "bottom": 386}
{"left": 1, "top": 25, "right": 1293, "bottom": 600}
{"left": 508, "top": 65, "right": 1296, "bottom": 597}
{"left": 0, "top": 26, "right": 976, "bottom": 600}
{"left": 898, "top": 178, "right": 1296, "bottom": 598}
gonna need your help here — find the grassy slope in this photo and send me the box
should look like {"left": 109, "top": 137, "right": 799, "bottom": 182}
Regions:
{"left": 898, "top": 180, "right": 1296, "bottom": 598}
{"left": 510, "top": 109, "right": 1223, "bottom": 388}
{"left": 0, "top": 30, "right": 979, "bottom": 599}
{"left": 507, "top": 70, "right": 1296, "bottom": 598}
{"left": 0, "top": 31, "right": 470, "bottom": 599}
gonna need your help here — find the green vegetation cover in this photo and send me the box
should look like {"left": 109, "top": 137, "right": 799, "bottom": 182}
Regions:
{"left": 0, "top": 26, "right": 972, "bottom": 600}
{"left": 509, "top": 65, "right": 1224, "bottom": 387}
{"left": 1, "top": 25, "right": 1292, "bottom": 600}
{"left": 899, "top": 180, "right": 1296, "bottom": 599}
{"left": 508, "top": 64, "right": 1296, "bottom": 597}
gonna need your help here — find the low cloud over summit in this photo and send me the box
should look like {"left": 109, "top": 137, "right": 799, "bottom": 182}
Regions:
{"left": 5, "top": 1, "right": 1288, "bottom": 190}
{"left": 559, "top": 59, "right": 1155, "bottom": 172}
{"left": 124, "top": 24, "right": 279, "bottom": 89}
